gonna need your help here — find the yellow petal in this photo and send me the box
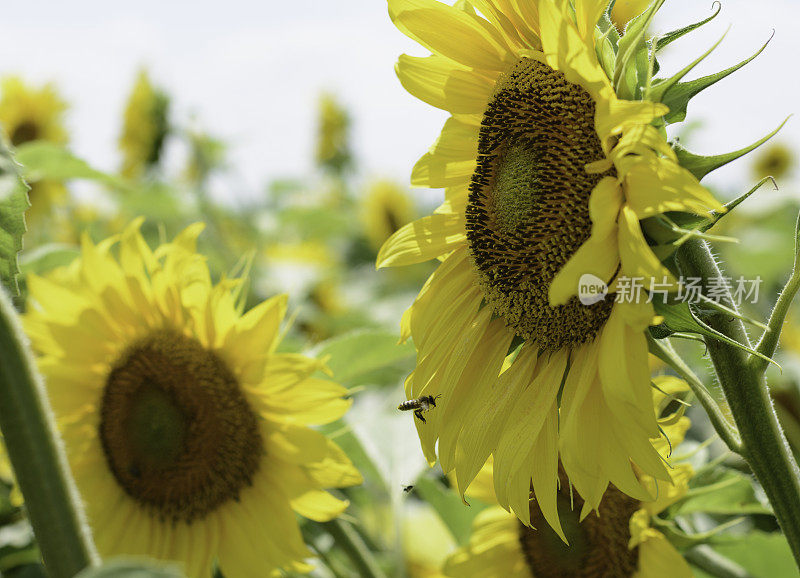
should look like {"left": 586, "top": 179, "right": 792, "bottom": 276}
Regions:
{"left": 549, "top": 225, "right": 619, "bottom": 306}
{"left": 618, "top": 204, "right": 678, "bottom": 286}
{"left": 596, "top": 99, "right": 669, "bottom": 146}
{"left": 589, "top": 176, "right": 624, "bottom": 238}
{"left": 376, "top": 213, "right": 466, "bottom": 268}
{"left": 598, "top": 305, "right": 660, "bottom": 437}
{"left": 634, "top": 527, "right": 694, "bottom": 578}
{"left": 389, "top": 0, "right": 512, "bottom": 71}
{"left": 624, "top": 156, "right": 726, "bottom": 218}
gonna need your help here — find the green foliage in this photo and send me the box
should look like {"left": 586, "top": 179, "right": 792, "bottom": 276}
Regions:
{"left": 413, "top": 477, "right": 485, "bottom": 546}
{"left": 672, "top": 468, "right": 772, "bottom": 517}
{"left": 75, "top": 560, "right": 184, "bottom": 577}
{"left": 697, "top": 533, "right": 800, "bottom": 578}
{"left": 0, "top": 137, "right": 29, "bottom": 297}
{"left": 14, "top": 142, "right": 131, "bottom": 192}
{"left": 314, "top": 330, "right": 415, "bottom": 388}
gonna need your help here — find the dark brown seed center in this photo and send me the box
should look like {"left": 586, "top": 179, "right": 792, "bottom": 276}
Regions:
{"left": 519, "top": 483, "right": 641, "bottom": 577}
{"left": 99, "top": 329, "right": 263, "bottom": 523}
{"left": 10, "top": 120, "right": 40, "bottom": 147}
{"left": 466, "top": 58, "right": 614, "bottom": 351}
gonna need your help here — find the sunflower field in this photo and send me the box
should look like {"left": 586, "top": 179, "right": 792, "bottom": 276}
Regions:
{"left": 2, "top": 1, "right": 800, "bottom": 577}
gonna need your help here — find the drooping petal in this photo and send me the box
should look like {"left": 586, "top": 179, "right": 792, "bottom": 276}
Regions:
{"left": 377, "top": 213, "right": 466, "bottom": 268}
{"left": 389, "top": 0, "right": 513, "bottom": 71}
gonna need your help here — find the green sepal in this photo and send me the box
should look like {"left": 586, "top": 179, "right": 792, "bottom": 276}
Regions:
{"left": 660, "top": 32, "right": 774, "bottom": 125}
{"left": 673, "top": 116, "right": 790, "bottom": 181}
{"left": 645, "top": 178, "right": 778, "bottom": 255}
{"left": 613, "top": 0, "right": 664, "bottom": 99}
{"left": 655, "top": 1, "right": 722, "bottom": 52}
{"left": 596, "top": 6, "right": 620, "bottom": 50}
{"left": 650, "top": 299, "right": 777, "bottom": 368}
{"left": 595, "top": 19, "right": 619, "bottom": 81}
{"left": 647, "top": 29, "right": 727, "bottom": 107}
{"left": 0, "top": 136, "right": 30, "bottom": 298}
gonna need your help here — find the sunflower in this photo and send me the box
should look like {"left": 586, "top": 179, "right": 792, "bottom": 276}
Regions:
{"left": 0, "top": 76, "right": 69, "bottom": 220}
{"left": 0, "top": 76, "right": 67, "bottom": 147}
{"left": 362, "top": 180, "right": 416, "bottom": 251}
{"left": 119, "top": 70, "right": 170, "bottom": 179}
{"left": 444, "top": 377, "right": 694, "bottom": 577}
{"left": 23, "top": 220, "right": 362, "bottom": 577}
{"left": 378, "top": 0, "right": 724, "bottom": 536}
{"left": 315, "top": 93, "right": 353, "bottom": 175}
{"left": 752, "top": 142, "right": 794, "bottom": 182}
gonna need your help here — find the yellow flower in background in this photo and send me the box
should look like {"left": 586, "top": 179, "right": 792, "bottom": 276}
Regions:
{"left": 0, "top": 76, "right": 67, "bottom": 147}
{"left": 610, "top": 0, "right": 651, "bottom": 31}
{"left": 315, "top": 93, "right": 352, "bottom": 174}
{"left": 362, "top": 180, "right": 416, "bottom": 251}
{"left": 0, "top": 76, "right": 69, "bottom": 220}
{"left": 445, "top": 378, "right": 694, "bottom": 577}
{"left": 24, "top": 220, "right": 362, "bottom": 577}
{"left": 119, "top": 70, "right": 170, "bottom": 179}
{"left": 752, "top": 143, "right": 794, "bottom": 182}
{"left": 403, "top": 506, "right": 454, "bottom": 578}
{"left": 379, "top": 0, "right": 723, "bottom": 537}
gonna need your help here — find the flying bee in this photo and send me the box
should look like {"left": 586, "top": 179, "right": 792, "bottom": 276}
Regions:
{"left": 398, "top": 394, "right": 441, "bottom": 424}
{"left": 402, "top": 485, "right": 414, "bottom": 493}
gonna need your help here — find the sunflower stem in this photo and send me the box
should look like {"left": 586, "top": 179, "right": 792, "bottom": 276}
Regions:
{"left": 678, "top": 239, "right": 800, "bottom": 568}
{"left": 750, "top": 210, "right": 800, "bottom": 375}
{"left": 685, "top": 545, "right": 754, "bottom": 578}
{"left": 0, "top": 288, "right": 98, "bottom": 577}
{"left": 321, "top": 519, "right": 387, "bottom": 578}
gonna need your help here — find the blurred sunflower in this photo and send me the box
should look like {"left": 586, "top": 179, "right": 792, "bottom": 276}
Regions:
{"left": 315, "top": 93, "right": 352, "bottom": 175}
{"left": 403, "top": 505, "right": 454, "bottom": 577}
{"left": 0, "top": 76, "right": 67, "bottom": 147}
{"left": 0, "top": 76, "right": 69, "bottom": 220}
{"left": 24, "top": 220, "right": 362, "bottom": 577}
{"left": 362, "top": 180, "right": 416, "bottom": 251}
{"left": 445, "top": 377, "right": 694, "bottom": 577}
{"left": 752, "top": 143, "right": 794, "bottom": 182}
{"left": 379, "top": 0, "right": 723, "bottom": 536}
{"left": 119, "top": 70, "right": 170, "bottom": 179}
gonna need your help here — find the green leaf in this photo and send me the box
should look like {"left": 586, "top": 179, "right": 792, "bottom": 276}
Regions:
{"left": 0, "top": 138, "right": 29, "bottom": 297}
{"left": 651, "top": 300, "right": 775, "bottom": 367}
{"left": 671, "top": 468, "right": 772, "bottom": 516}
{"left": 661, "top": 32, "right": 773, "bottom": 125}
{"left": 413, "top": 476, "right": 485, "bottom": 545}
{"left": 674, "top": 116, "right": 790, "bottom": 181}
{"left": 656, "top": 1, "right": 721, "bottom": 52}
{"left": 703, "top": 532, "right": 800, "bottom": 578}
{"left": 313, "top": 330, "right": 415, "bottom": 387}
{"left": 14, "top": 142, "right": 132, "bottom": 192}
{"left": 19, "top": 243, "right": 79, "bottom": 276}
{"left": 75, "top": 560, "right": 184, "bottom": 577}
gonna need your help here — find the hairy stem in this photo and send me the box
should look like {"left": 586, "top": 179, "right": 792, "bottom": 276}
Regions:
{"left": 0, "top": 289, "right": 98, "bottom": 577}
{"left": 678, "top": 239, "right": 800, "bottom": 567}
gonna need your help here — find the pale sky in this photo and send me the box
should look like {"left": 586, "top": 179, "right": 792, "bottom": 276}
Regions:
{"left": 1, "top": 0, "right": 798, "bottom": 203}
